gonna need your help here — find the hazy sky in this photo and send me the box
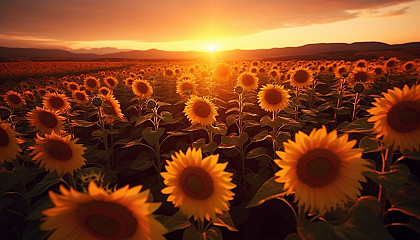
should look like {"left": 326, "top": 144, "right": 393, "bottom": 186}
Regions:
{"left": 1, "top": 0, "right": 419, "bottom": 51}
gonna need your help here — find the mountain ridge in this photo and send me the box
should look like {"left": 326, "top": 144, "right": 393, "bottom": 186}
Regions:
{"left": 1, "top": 41, "right": 419, "bottom": 61}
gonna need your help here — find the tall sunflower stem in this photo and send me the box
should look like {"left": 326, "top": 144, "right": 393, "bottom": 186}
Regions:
{"left": 197, "top": 219, "right": 205, "bottom": 233}
{"left": 97, "top": 107, "right": 110, "bottom": 169}
{"left": 379, "top": 145, "right": 394, "bottom": 218}
{"left": 295, "top": 87, "right": 300, "bottom": 121}
{"left": 352, "top": 92, "right": 360, "bottom": 121}
{"left": 334, "top": 77, "right": 345, "bottom": 122}
{"left": 68, "top": 173, "right": 77, "bottom": 189}
{"left": 272, "top": 111, "right": 278, "bottom": 161}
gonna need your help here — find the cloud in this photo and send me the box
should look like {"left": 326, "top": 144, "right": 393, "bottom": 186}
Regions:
{"left": 0, "top": 0, "right": 414, "bottom": 43}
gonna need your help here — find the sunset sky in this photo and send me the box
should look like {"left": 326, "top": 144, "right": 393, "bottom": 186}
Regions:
{"left": 0, "top": 0, "right": 419, "bottom": 52}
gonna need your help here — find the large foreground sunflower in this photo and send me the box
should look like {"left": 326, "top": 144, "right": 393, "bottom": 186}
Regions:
{"left": 258, "top": 84, "right": 290, "bottom": 112}
{"left": 29, "top": 132, "right": 86, "bottom": 176}
{"left": 274, "top": 126, "right": 369, "bottom": 215}
{"left": 26, "top": 107, "right": 65, "bottom": 135}
{"left": 184, "top": 96, "right": 218, "bottom": 126}
{"left": 0, "top": 122, "right": 24, "bottom": 163}
{"left": 41, "top": 181, "right": 166, "bottom": 240}
{"left": 161, "top": 148, "right": 236, "bottom": 221}
{"left": 368, "top": 84, "right": 420, "bottom": 152}
{"left": 43, "top": 92, "right": 71, "bottom": 113}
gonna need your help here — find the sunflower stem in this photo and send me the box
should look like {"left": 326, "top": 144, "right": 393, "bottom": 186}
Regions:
{"left": 197, "top": 219, "right": 205, "bottom": 233}
{"left": 68, "top": 173, "right": 77, "bottom": 189}
{"left": 272, "top": 110, "right": 278, "bottom": 161}
{"left": 352, "top": 92, "right": 360, "bottom": 121}
{"left": 379, "top": 144, "right": 394, "bottom": 219}
{"left": 295, "top": 87, "right": 300, "bottom": 121}
{"left": 334, "top": 76, "right": 346, "bottom": 122}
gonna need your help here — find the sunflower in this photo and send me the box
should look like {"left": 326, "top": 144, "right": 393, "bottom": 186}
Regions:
{"left": 100, "top": 94, "right": 125, "bottom": 123}
{"left": 43, "top": 92, "right": 71, "bottom": 113}
{"left": 213, "top": 64, "right": 231, "bottom": 82}
{"left": 176, "top": 79, "right": 197, "bottom": 97}
{"left": 163, "top": 68, "right": 174, "bottom": 78}
{"left": 23, "top": 90, "right": 36, "bottom": 102}
{"left": 26, "top": 107, "right": 65, "bottom": 135}
{"left": 72, "top": 91, "right": 89, "bottom": 105}
{"left": 258, "top": 84, "right": 291, "bottom": 112}
{"left": 368, "top": 85, "right": 420, "bottom": 152}
{"left": 124, "top": 77, "right": 135, "bottom": 88}
{"left": 354, "top": 59, "right": 368, "bottom": 68}
{"left": 29, "top": 132, "right": 86, "bottom": 176}
{"left": 402, "top": 61, "right": 416, "bottom": 73}
{"left": 184, "top": 96, "right": 218, "bottom": 126}
{"left": 3, "top": 90, "right": 26, "bottom": 108}
{"left": 274, "top": 126, "right": 369, "bottom": 215}
{"left": 334, "top": 65, "right": 349, "bottom": 79}
{"left": 132, "top": 79, "right": 153, "bottom": 99}
{"left": 0, "top": 122, "right": 24, "bottom": 163}
{"left": 98, "top": 87, "right": 112, "bottom": 97}
{"left": 347, "top": 68, "right": 374, "bottom": 87}
{"left": 161, "top": 148, "right": 236, "bottom": 221}
{"left": 68, "top": 82, "right": 79, "bottom": 92}
{"left": 237, "top": 72, "right": 259, "bottom": 91}
{"left": 384, "top": 57, "right": 399, "bottom": 72}
{"left": 290, "top": 68, "right": 313, "bottom": 87}
{"left": 269, "top": 69, "right": 279, "bottom": 79}
{"left": 103, "top": 76, "right": 118, "bottom": 89}
{"left": 371, "top": 65, "right": 386, "bottom": 79}
{"left": 41, "top": 181, "right": 166, "bottom": 240}
{"left": 84, "top": 77, "right": 100, "bottom": 91}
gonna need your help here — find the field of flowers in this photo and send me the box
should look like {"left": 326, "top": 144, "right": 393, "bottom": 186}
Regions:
{"left": 0, "top": 58, "right": 419, "bottom": 240}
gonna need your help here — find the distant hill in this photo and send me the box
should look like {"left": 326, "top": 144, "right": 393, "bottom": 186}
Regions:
{"left": 1, "top": 42, "right": 420, "bottom": 61}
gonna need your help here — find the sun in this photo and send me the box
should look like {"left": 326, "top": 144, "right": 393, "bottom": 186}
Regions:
{"left": 206, "top": 44, "right": 217, "bottom": 52}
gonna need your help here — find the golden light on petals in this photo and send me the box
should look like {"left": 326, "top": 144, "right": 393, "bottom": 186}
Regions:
{"left": 43, "top": 92, "right": 71, "bottom": 113}
{"left": 258, "top": 84, "right": 290, "bottom": 112}
{"left": 84, "top": 76, "right": 100, "bottom": 91}
{"left": 213, "top": 64, "right": 231, "bottom": 82}
{"left": 29, "top": 132, "right": 86, "bottom": 176}
{"left": 176, "top": 79, "right": 197, "bottom": 97}
{"left": 274, "top": 126, "right": 369, "bottom": 215}
{"left": 26, "top": 107, "right": 65, "bottom": 135}
{"left": 0, "top": 122, "right": 24, "bottom": 163}
{"left": 99, "top": 87, "right": 112, "bottom": 97}
{"left": 41, "top": 181, "right": 166, "bottom": 240}
{"left": 161, "top": 148, "right": 236, "bottom": 221}
{"left": 368, "top": 85, "right": 420, "bottom": 151}
{"left": 100, "top": 94, "right": 125, "bottom": 123}
{"left": 348, "top": 68, "right": 373, "bottom": 86}
{"left": 72, "top": 91, "right": 89, "bottom": 105}
{"left": 290, "top": 68, "right": 313, "bottom": 87}
{"left": 3, "top": 90, "right": 26, "bottom": 108}
{"left": 104, "top": 76, "right": 118, "bottom": 89}
{"left": 132, "top": 79, "right": 153, "bottom": 99}
{"left": 237, "top": 72, "right": 259, "bottom": 91}
{"left": 184, "top": 96, "right": 218, "bottom": 126}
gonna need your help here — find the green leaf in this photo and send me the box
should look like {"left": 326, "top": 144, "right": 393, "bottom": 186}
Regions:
{"left": 160, "top": 111, "right": 173, "bottom": 124}
{"left": 130, "top": 153, "right": 153, "bottom": 171}
{"left": 70, "top": 119, "right": 97, "bottom": 128}
{"left": 26, "top": 196, "right": 53, "bottom": 220}
{"left": 225, "top": 114, "right": 238, "bottom": 127}
{"left": 246, "top": 176, "right": 286, "bottom": 208}
{"left": 259, "top": 115, "right": 272, "bottom": 127}
{"left": 0, "top": 167, "right": 28, "bottom": 195}
{"left": 183, "top": 226, "right": 222, "bottom": 240}
{"left": 164, "top": 211, "right": 191, "bottom": 234}
{"left": 202, "top": 141, "right": 218, "bottom": 153}
{"left": 285, "top": 233, "right": 302, "bottom": 240}
{"left": 363, "top": 164, "right": 410, "bottom": 193}
{"left": 359, "top": 136, "right": 382, "bottom": 153}
{"left": 238, "top": 132, "right": 249, "bottom": 145}
{"left": 338, "top": 118, "right": 373, "bottom": 133}
{"left": 298, "top": 198, "right": 394, "bottom": 240}
{"left": 142, "top": 127, "right": 165, "bottom": 146}
{"left": 213, "top": 211, "right": 238, "bottom": 231}
{"left": 402, "top": 151, "right": 420, "bottom": 161}
{"left": 208, "top": 122, "right": 227, "bottom": 135}
{"left": 251, "top": 130, "right": 269, "bottom": 142}
{"left": 192, "top": 138, "right": 206, "bottom": 149}
{"left": 166, "top": 131, "right": 189, "bottom": 137}
{"left": 246, "top": 147, "right": 267, "bottom": 159}
{"left": 27, "top": 172, "right": 60, "bottom": 199}
{"left": 135, "top": 113, "right": 153, "bottom": 126}
{"left": 219, "top": 135, "right": 239, "bottom": 149}
{"left": 389, "top": 201, "right": 420, "bottom": 219}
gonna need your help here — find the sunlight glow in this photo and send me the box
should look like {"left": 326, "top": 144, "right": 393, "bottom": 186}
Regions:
{"left": 206, "top": 44, "right": 217, "bottom": 52}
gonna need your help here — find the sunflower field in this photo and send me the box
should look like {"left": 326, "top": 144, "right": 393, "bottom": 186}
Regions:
{"left": 0, "top": 58, "right": 420, "bottom": 240}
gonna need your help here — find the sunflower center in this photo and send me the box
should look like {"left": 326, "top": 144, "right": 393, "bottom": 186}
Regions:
{"left": 136, "top": 82, "right": 148, "bottom": 94}
{"left": 405, "top": 63, "right": 413, "bottom": 70}
{"left": 193, "top": 101, "right": 211, "bottom": 118}
{"left": 165, "top": 69, "right": 173, "bottom": 76}
{"left": 387, "top": 101, "right": 420, "bottom": 133}
{"left": 69, "top": 84, "right": 78, "bottom": 90}
{"left": 0, "top": 127, "right": 9, "bottom": 147}
{"left": 297, "top": 148, "right": 340, "bottom": 187}
{"left": 38, "top": 111, "right": 58, "bottom": 129}
{"left": 77, "top": 201, "right": 137, "bottom": 240}
{"left": 354, "top": 72, "right": 368, "bottom": 82}
{"left": 181, "top": 83, "right": 194, "bottom": 92}
{"left": 107, "top": 79, "right": 115, "bottom": 86}
{"left": 49, "top": 96, "right": 64, "bottom": 109}
{"left": 75, "top": 92, "right": 86, "bottom": 101}
{"left": 387, "top": 60, "right": 395, "bottom": 68}
{"left": 44, "top": 140, "right": 73, "bottom": 161}
{"left": 265, "top": 89, "right": 283, "bottom": 105}
{"left": 294, "top": 70, "right": 309, "bottom": 83}
{"left": 86, "top": 79, "right": 97, "bottom": 88}
{"left": 241, "top": 75, "right": 255, "bottom": 86}
{"left": 180, "top": 167, "right": 214, "bottom": 200}
{"left": 374, "top": 68, "right": 383, "bottom": 75}
{"left": 8, "top": 94, "right": 21, "bottom": 105}
{"left": 270, "top": 71, "right": 278, "bottom": 77}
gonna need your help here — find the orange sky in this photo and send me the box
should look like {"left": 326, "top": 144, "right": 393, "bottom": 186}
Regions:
{"left": 0, "top": 0, "right": 419, "bottom": 52}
